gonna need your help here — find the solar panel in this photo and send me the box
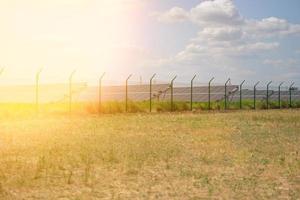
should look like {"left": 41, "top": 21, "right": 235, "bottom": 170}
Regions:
{"left": 76, "top": 84, "right": 241, "bottom": 102}
{"left": 0, "top": 83, "right": 299, "bottom": 103}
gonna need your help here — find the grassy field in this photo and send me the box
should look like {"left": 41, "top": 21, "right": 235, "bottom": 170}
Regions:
{"left": 0, "top": 110, "right": 299, "bottom": 199}
{"left": 1, "top": 100, "right": 300, "bottom": 116}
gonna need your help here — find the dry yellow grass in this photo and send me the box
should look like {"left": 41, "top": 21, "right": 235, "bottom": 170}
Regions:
{"left": 0, "top": 110, "right": 299, "bottom": 199}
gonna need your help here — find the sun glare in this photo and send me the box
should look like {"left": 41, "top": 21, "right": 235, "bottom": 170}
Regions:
{"left": 0, "top": 0, "right": 145, "bottom": 84}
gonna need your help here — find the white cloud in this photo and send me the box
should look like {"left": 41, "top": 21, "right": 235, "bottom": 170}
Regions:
{"left": 155, "top": 0, "right": 242, "bottom": 25}
{"left": 197, "top": 27, "right": 243, "bottom": 41}
{"left": 243, "top": 42, "right": 279, "bottom": 51}
{"left": 190, "top": 0, "right": 243, "bottom": 26}
{"left": 245, "top": 17, "right": 300, "bottom": 37}
{"left": 155, "top": 0, "right": 300, "bottom": 38}
{"left": 263, "top": 58, "right": 300, "bottom": 68}
{"left": 175, "top": 42, "right": 279, "bottom": 61}
{"left": 149, "top": 0, "right": 300, "bottom": 83}
{"left": 155, "top": 7, "right": 188, "bottom": 23}
{"left": 153, "top": 0, "right": 299, "bottom": 78}
{"left": 250, "top": 17, "right": 289, "bottom": 33}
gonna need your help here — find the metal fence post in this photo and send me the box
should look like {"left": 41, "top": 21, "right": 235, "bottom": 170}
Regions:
{"left": 149, "top": 73, "right": 156, "bottom": 112}
{"left": 99, "top": 72, "right": 105, "bottom": 114}
{"left": 69, "top": 70, "right": 76, "bottom": 114}
{"left": 278, "top": 82, "right": 284, "bottom": 109}
{"left": 240, "top": 80, "right": 245, "bottom": 109}
{"left": 266, "top": 81, "right": 272, "bottom": 109}
{"left": 170, "top": 76, "right": 177, "bottom": 112}
{"left": 289, "top": 82, "right": 295, "bottom": 108}
{"left": 35, "top": 68, "right": 43, "bottom": 114}
{"left": 208, "top": 77, "right": 215, "bottom": 110}
{"left": 125, "top": 74, "right": 132, "bottom": 113}
{"left": 190, "top": 75, "right": 196, "bottom": 111}
{"left": 225, "top": 78, "right": 230, "bottom": 110}
{"left": 254, "top": 81, "right": 260, "bottom": 110}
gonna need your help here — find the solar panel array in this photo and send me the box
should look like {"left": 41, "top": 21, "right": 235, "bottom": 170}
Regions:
{"left": 0, "top": 83, "right": 299, "bottom": 103}
{"left": 76, "top": 84, "right": 241, "bottom": 102}
{"left": 76, "top": 84, "right": 300, "bottom": 103}
{"left": 231, "top": 89, "right": 300, "bottom": 101}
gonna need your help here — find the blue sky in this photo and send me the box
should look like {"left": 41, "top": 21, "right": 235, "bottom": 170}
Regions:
{"left": 144, "top": 0, "right": 300, "bottom": 85}
{"left": 236, "top": 0, "right": 300, "bottom": 22}
{"left": 0, "top": 0, "right": 299, "bottom": 86}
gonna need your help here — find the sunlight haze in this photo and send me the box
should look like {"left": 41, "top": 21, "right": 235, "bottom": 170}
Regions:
{"left": 0, "top": 0, "right": 300, "bottom": 85}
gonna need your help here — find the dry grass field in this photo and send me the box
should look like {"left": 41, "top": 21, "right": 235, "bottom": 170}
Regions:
{"left": 0, "top": 110, "right": 299, "bottom": 199}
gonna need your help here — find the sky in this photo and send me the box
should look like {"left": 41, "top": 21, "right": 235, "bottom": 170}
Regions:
{"left": 0, "top": 0, "right": 300, "bottom": 86}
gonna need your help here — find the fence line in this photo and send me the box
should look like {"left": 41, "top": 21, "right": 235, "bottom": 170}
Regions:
{"left": 0, "top": 71, "right": 299, "bottom": 114}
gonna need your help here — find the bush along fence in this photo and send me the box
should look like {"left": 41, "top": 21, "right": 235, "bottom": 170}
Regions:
{"left": 0, "top": 69, "right": 299, "bottom": 114}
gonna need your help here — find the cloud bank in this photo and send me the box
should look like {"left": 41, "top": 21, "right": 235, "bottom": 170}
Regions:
{"left": 154, "top": 0, "right": 300, "bottom": 82}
